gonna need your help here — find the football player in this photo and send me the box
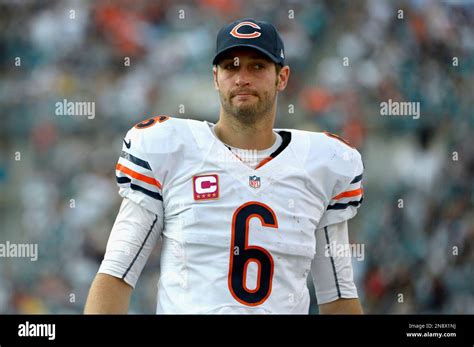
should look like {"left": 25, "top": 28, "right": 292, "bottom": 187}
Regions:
{"left": 85, "top": 18, "right": 364, "bottom": 314}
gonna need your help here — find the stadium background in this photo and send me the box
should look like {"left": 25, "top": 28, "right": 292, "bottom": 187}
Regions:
{"left": 0, "top": 0, "right": 473, "bottom": 314}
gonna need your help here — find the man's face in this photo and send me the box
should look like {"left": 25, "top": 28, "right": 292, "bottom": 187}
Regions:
{"left": 213, "top": 48, "right": 288, "bottom": 125}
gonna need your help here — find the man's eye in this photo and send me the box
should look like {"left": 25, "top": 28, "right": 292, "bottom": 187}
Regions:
{"left": 254, "top": 63, "right": 265, "bottom": 69}
{"left": 224, "top": 63, "right": 236, "bottom": 70}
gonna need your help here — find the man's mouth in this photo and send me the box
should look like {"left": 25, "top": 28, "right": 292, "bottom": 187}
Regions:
{"left": 232, "top": 91, "right": 257, "bottom": 98}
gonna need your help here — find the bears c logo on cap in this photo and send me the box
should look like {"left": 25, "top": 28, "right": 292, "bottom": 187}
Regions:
{"left": 230, "top": 21, "right": 261, "bottom": 39}
{"left": 212, "top": 18, "right": 285, "bottom": 66}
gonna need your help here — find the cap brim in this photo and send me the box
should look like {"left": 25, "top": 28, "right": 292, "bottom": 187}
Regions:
{"left": 212, "top": 44, "right": 282, "bottom": 65}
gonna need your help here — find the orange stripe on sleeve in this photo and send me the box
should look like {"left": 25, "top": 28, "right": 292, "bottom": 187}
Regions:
{"left": 332, "top": 187, "right": 363, "bottom": 200}
{"left": 116, "top": 163, "right": 162, "bottom": 189}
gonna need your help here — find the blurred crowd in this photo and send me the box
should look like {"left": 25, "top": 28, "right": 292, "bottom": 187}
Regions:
{"left": 0, "top": 0, "right": 473, "bottom": 314}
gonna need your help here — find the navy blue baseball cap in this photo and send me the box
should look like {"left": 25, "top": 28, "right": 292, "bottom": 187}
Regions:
{"left": 212, "top": 18, "right": 285, "bottom": 66}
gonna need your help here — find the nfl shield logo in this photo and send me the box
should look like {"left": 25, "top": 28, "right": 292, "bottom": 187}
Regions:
{"left": 249, "top": 175, "right": 261, "bottom": 189}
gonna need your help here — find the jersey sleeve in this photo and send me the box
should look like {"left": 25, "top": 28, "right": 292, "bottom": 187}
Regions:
{"left": 317, "top": 146, "right": 364, "bottom": 229}
{"left": 115, "top": 124, "right": 164, "bottom": 215}
{"left": 98, "top": 198, "right": 163, "bottom": 288}
{"left": 311, "top": 221, "right": 358, "bottom": 304}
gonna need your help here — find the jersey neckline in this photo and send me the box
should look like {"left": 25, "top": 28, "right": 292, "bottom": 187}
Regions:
{"left": 202, "top": 120, "right": 292, "bottom": 171}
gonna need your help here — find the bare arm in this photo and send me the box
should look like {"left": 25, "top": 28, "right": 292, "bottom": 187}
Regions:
{"left": 319, "top": 298, "right": 363, "bottom": 314}
{"left": 85, "top": 198, "right": 162, "bottom": 314}
{"left": 84, "top": 273, "right": 133, "bottom": 314}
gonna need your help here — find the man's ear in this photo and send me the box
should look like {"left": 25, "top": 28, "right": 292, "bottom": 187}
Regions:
{"left": 277, "top": 65, "right": 290, "bottom": 92}
{"left": 213, "top": 66, "right": 219, "bottom": 90}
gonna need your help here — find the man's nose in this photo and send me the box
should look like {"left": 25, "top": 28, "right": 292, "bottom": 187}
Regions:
{"left": 235, "top": 68, "right": 251, "bottom": 86}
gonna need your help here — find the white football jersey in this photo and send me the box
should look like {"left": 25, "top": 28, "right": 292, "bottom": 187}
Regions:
{"left": 108, "top": 115, "right": 364, "bottom": 313}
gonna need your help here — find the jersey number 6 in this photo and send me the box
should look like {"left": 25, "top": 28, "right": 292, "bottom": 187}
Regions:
{"left": 228, "top": 202, "right": 278, "bottom": 306}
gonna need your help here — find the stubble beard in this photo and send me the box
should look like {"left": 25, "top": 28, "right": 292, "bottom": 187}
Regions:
{"left": 219, "top": 89, "right": 277, "bottom": 126}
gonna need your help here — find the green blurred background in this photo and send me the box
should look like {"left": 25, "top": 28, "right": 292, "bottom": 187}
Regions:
{"left": 0, "top": 0, "right": 473, "bottom": 313}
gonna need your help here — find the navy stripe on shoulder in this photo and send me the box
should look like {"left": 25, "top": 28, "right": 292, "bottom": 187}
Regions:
{"left": 120, "top": 151, "right": 152, "bottom": 170}
{"left": 115, "top": 176, "right": 163, "bottom": 201}
{"left": 130, "top": 183, "right": 163, "bottom": 201}
{"left": 327, "top": 197, "right": 363, "bottom": 210}
{"left": 116, "top": 176, "right": 130, "bottom": 184}
{"left": 350, "top": 173, "right": 363, "bottom": 184}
